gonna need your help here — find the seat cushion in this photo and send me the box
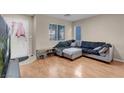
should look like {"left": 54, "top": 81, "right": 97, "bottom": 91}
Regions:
{"left": 63, "top": 48, "right": 82, "bottom": 55}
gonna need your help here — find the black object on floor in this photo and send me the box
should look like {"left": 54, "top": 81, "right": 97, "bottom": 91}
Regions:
{"left": 12, "top": 56, "right": 29, "bottom": 62}
{"left": 18, "top": 56, "right": 29, "bottom": 62}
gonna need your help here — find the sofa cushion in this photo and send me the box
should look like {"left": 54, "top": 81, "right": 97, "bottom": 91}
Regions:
{"left": 71, "top": 42, "right": 76, "bottom": 47}
{"left": 93, "top": 46, "right": 102, "bottom": 51}
{"left": 96, "top": 43, "right": 112, "bottom": 54}
{"left": 82, "top": 48, "right": 99, "bottom": 55}
{"left": 99, "top": 47, "right": 108, "bottom": 54}
{"left": 75, "top": 41, "right": 82, "bottom": 47}
{"left": 54, "top": 40, "right": 75, "bottom": 48}
{"left": 63, "top": 48, "right": 82, "bottom": 56}
{"left": 102, "top": 43, "right": 112, "bottom": 48}
{"left": 81, "top": 41, "right": 105, "bottom": 49}
{"left": 54, "top": 42, "right": 67, "bottom": 48}
{"left": 55, "top": 47, "right": 71, "bottom": 56}
{"left": 66, "top": 40, "right": 75, "bottom": 46}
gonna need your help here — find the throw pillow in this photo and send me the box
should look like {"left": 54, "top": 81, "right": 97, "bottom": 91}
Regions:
{"left": 75, "top": 41, "right": 81, "bottom": 47}
{"left": 99, "top": 47, "right": 108, "bottom": 54}
{"left": 71, "top": 42, "right": 76, "bottom": 47}
{"left": 93, "top": 46, "right": 102, "bottom": 51}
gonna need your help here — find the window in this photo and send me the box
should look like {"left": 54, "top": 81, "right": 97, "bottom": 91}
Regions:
{"left": 49, "top": 24, "right": 65, "bottom": 41}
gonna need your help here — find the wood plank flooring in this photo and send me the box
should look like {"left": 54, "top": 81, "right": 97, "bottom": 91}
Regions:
{"left": 20, "top": 56, "right": 124, "bottom": 78}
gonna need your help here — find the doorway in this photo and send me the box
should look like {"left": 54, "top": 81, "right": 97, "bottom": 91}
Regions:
{"left": 74, "top": 25, "right": 81, "bottom": 40}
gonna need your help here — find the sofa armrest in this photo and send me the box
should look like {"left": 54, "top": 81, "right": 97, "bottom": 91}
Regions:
{"left": 104, "top": 45, "right": 113, "bottom": 62}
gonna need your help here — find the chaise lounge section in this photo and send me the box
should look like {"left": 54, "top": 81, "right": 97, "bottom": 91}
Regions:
{"left": 63, "top": 48, "right": 82, "bottom": 60}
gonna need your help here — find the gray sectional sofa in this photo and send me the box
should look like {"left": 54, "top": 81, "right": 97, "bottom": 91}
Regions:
{"left": 54, "top": 40, "right": 113, "bottom": 63}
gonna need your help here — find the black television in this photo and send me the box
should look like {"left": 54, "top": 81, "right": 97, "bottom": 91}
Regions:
{"left": 0, "top": 15, "right": 11, "bottom": 78}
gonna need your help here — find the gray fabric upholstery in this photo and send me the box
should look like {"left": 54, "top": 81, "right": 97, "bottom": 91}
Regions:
{"left": 54, "top": 40, "right": 113, "bottom": 62}
{"left": 55, "top": 47, "right": 70, "bottom": 56}
{"left": 63, "top": 48, "right": 82, "bottom": 60}
{"left": 83, "top": 46, "right": 113, "bottom": 62}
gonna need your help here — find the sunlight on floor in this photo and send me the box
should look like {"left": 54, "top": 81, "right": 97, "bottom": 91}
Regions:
{"left": 48, "top": 65, "right": 59, "bottom": 77}
{"left": 74, "top": 65, "right": 83, "bottom": 77}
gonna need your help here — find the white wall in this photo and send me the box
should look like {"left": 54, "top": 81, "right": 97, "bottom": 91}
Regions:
{"left": 34, "top": 15, "right": 73, "bottom": 50}
{"left": 73, "top": 14, "right": 124, "bottom": 61}
{"left": 3, "top": 14, "right": 33, "bottom": 59}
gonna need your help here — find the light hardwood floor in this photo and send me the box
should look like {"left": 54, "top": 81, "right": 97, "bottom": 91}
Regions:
{"left": 20, "top": 56, "right": 124, "bottom": 78}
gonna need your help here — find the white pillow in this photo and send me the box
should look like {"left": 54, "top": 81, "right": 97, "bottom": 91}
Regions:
{"left": 99, "top": 47, "right": 108, "bottom": 54}
{"left": 93, "top": 46, "right": 102, "bottom": 51}
{"left": 75, "top": 41, "right": 81, "bottom": 47}
{"left": 71, "top": 42, "right": 76, "bottom": 47}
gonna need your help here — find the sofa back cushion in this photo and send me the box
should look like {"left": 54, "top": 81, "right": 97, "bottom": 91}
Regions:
{"left": 54, "top": 42, "right": 67, "bottom": 48}
{"left": 81, "top": 41, "right": 105, "bottom": 49}
{"left": 75, "top": 41, "right": 82, "bottom": 47}
{"left": 54, "top": 40, "right": 75, "bottom": 48}
{"left": 66, "top": 40, "right": 75, "bottom": 46}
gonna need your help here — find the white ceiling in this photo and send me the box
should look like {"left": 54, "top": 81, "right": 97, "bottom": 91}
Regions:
{"left": 46, "top": 14, "right": 98, "bottom": 22}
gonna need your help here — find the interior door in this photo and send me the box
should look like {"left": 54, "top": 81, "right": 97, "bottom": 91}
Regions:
{"left": 74, "top": 26, "right": 81, "bottom": 40}
{"left": 4, "top": 17, "right": 30, "bottom": 59}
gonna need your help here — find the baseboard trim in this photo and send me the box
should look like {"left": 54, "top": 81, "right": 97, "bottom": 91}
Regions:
{"left": 113, "top": 58, "right": 124, "bottom": 63}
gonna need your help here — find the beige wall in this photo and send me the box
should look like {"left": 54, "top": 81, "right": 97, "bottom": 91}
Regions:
{"left": 4, "top": 14, "right": 124, "bottom": 60}
{"left": 73, "top": 14, "right": 124, "bottom": 60}
{"left": 34, "top": 15, "right": 73, "bottom": 50}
